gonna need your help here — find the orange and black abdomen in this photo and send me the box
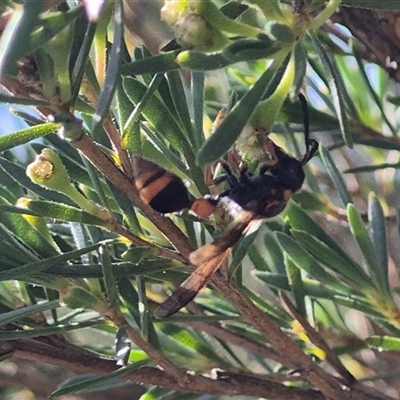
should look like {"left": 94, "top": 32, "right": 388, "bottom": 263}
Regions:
{"left": 132, "top": 157, "right": 191, "bottom": 214}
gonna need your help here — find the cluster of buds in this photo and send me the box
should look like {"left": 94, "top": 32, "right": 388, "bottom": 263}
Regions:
{"left": 161, "top": 0, "right": 228, "bottom": 51}
{"left": 234, "top": 125, "right": 270, "bottom": 161}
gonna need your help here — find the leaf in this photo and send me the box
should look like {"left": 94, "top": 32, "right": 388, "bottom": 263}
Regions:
{"left": 254, "top": 271, "right": 354, "bottom": 299}
{"left": 366, "top": 336, "right": 400, "bottom": 351}
{"left": 92, "top": 0, "right": 124, "bottom": 134}
{"left": 275, "top": 232, "right": 343, "bottom": 289}
{"left": 176, "top": 51, "right": 234, "bottom": 71}
{"left": 120, "top": 50, "right": 180, "bottom": 76}
{"left": 30, "top": 7, "right": 85, "bottom": 57}
{"left": 261, "top": 232, "right": 285, "bottom": 274}
{"left": 50, "top": 359, "right": 150, "bottom": 397}
{"left": 285, "top": 201, "right": 352, "bottom": 262}
{"left": 229, "top": 222, "right": 261, "bottom": 279}
{"left": 122, "top": 77, "right": 191, "bottom": 157}
{"left": 191, "top": 71, "right": 205, "bottom": 149}
{"left": 117, "top": 277, "right": 141, "bottom": 327}
{"left": 166, "top": 70, "right": 194, "bottom": 140}
{"left": 0, "top": 200, "right": 59, "bottom": 258}
{"left": 319, "top": 145, "right": 353, "bottom": 207}
{"left": 100, "top": 245, "right": 119, "bottom": 308}
{"left": 222, "top": 38, "right": 280, "bottom": 62}
{"left": 344, "top": 163, "right": 400, "bottom": 173}
{"left": 155, "top": 314, "right": 241, "bottom": 323}
{"left": 70, "top": 22, "right": 97, "bottom": 106}
{"left": 0, "top": 241, "right": 103, "bottom": 281}
{"left": 123, "top": 74, "right": 164, "bottom": 137}
{"left": 368, "top": 195, "right": 390, "bottom": 297}
{"left": 136, "top": 275, "right": 159, "bottom": 348}
{"left": 197, "top": 53, "right": 290, "bottom": 165}
{"left": 290, "top": 229, "right": 374, "bottom": 290}
{"left": 285, "top": 256, "right": 306, "bottom": 316}
{"left": 0, "top": 93, "right": 50, "bottom": 107}
{"left": 45, "top": 259, "right": 181, "bottom": 278}
{"left": 292, "top": 43, "right": 307, "bottom": 95}
{"left": 347, "top": 203, "right": 382, "bottom": 294}
{"left": 0, "top": 299, "right": 60, "bottom": 328}
{"left": 311, "top": 34, "right": 353, "bottom": 147}
{"left": 1, "top": 201, "right": 108, "bottom": 227}
{"left": 0, "top": 1, "right": 47, "bottom": 76}
{"left": 0, "top": 223, "right": 41, "bottom": 265}
{"left": 0, "top": 319, "right": 102, "bottom": 341}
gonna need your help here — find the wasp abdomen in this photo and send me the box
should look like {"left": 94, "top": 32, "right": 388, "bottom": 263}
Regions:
{"left": 132, "top": 157, "right": 191, "bottom": 214}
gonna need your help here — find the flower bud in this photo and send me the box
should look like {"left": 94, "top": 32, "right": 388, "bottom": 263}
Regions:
{"left": 176, "top": 13, "right": 228, "bottom": 51}
{"left": 160, "top": 0, "right": 185, "bottom": 25}
{"left": 26, "top": 148, "right": 72, "bottom": 192}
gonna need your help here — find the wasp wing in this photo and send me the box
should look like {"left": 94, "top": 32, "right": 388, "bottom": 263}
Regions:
{"left": 154, "top": 211, "right": 257, "bottom": 319}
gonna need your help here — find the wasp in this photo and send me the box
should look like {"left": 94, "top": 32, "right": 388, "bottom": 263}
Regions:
{"left": 132, "top": 95, "right": 318, "bottom": 318}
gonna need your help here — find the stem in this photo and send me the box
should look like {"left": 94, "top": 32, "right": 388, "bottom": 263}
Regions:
{"left": 108, "top": 308, "right": 190, "bottom": 385}
{"left": 198, "top": 0, "right": 265, "bottom": 38}
{"left": 307, "top": 0, "right": 343, "bottom": 30}
{"left": 246, "top": 0, "right": 287, "bottom": 24}
{"left": 251, "top": 48, "right": 295, "bottom": 130}
{"left": 53, "top": 60, "right": 72, "bottom": 104}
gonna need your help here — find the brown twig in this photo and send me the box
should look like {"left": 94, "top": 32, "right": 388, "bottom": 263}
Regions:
{"left": 4, "top": 337, "right": 395, "bottom": 400}
{"left": 210, "top": 275, "right": 353, "bottom": 400}
{"left": 106, "top": 308, "right": 190, "bottom": 385}
{"left": 280, "top": 291, "right": 355, "bottom": 383}
{"left": 103, "top": 118, "right": 134, "bottom": 179}
{"left": 69, "top": 131, "right": 195, "bottom": 257}
{"left": 186, "top": 319, "right": 290, "bottom": 366}
{"left": 1, "top": 338, "right": 326, "bottom": 399}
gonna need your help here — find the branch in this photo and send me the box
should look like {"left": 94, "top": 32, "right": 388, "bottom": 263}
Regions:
{"left": 331, "top": 7, "right": 400, "bottom": 82}
{"left": 2, "top": 338, "right": 326, "bottom": 400}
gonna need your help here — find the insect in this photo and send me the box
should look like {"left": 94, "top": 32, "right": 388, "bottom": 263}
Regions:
{"left": 133, "top": 95, "right": 318, "bottom": 318}
{"left": 132, "top": 156, "right": 215, "bottom": 217}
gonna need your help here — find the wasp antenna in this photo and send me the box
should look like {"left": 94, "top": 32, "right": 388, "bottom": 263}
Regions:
{"left": 298, "top": 92, "right": 310, "bottom": 152}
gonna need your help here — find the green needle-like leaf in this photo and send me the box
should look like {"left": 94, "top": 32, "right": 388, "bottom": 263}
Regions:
{"left": 311, "top": 34, "right": 353, "bottom": 147}
{"left": 0, "top": 319, "right": 102, "bottom": 341}
{"left": 319, "top": 145, "right": 353, "bottom": 207}
{"left": 366, "top": 336, "right": 400, "bottom": 352}
{"left": 51, "top": 359, "right": 150, "bottom": 397}
{"left": 0, "top": 123, "right": 58, "bottom": 152}
{"left": 290, "top": 229, "right": 374, "bottom": 290}
{"left": 197, "top": 53, "right": 290, "bottom": 165}
{"left": 0, "top": 299, "right": 60, "bottom": 328}
{"left": 92, "top": 0, "right": 124, "bottom": 134}
{"left": 347, "top": 203, "right": 384, "bottom": 294}
{"left": 0, "top": 241, "right": 103, "bottom": 281}
{"left": 1, "top": 201, "right": 109, "bottom": 227}
{"left": 285, "top": 255, "right": 306, "bottom": 316}
{"left": 0, "top": 1, "right": 47, "bottom": 77}
{"left": 100, "top": 245, "right": 119, "bottom": 308}
{"left": 368, "top": 195, "right": 390, "bottom": 297}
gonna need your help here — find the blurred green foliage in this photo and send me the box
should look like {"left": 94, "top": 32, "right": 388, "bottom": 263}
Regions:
{"left": 1, "top": 0, "right": 400, "bottom": 399}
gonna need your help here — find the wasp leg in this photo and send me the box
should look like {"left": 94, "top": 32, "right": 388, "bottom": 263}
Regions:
{"left": 259, "top": 139, "right": 281, "bottom": 174}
